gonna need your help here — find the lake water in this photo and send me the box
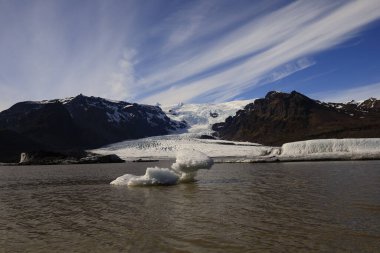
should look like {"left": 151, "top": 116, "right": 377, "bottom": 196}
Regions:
{"left": 1, "top": 161, "right": 380, "bottom": 252}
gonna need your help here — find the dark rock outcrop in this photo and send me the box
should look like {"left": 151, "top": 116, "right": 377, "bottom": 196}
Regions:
{"left": 198, "top": 135, "right": 216, "bottom": 140}
{"left": 19, "top": 151, "right": 124, "bottom": 165}
{"left": 0, "top": 129, "right": 46, "bottom": 163}
{"left": 213, "top": 91, "right": 380, "bottom": 146}
{"left": 0, "top": 95, "right": 186, "bottom": 162}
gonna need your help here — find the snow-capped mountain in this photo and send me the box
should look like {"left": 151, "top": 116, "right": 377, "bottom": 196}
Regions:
{"left": 3, "top": 91, "right": 380, "bottom": 163}
{"left": 213, "top": 91, "right": 380, "bottom": 145}
{"left": 0, "top": 94, "right": 186, "bottom": 162}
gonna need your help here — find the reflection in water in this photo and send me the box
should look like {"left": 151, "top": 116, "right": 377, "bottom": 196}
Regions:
{"left": 0, "top": 161, "right": 380, "bottom": 252}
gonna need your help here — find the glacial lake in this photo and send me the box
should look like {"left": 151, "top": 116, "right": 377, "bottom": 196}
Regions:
{"left": 1, "top": 161, "right": 380, "bottom": 252}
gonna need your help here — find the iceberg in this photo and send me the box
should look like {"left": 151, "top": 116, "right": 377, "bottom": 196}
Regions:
{"left": 110, "top": 150, "right": 214, "bottom": 186}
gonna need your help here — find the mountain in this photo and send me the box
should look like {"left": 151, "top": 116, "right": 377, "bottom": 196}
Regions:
{"left": 0, "top": 94, "right": 185, "bottom": 162}
{"left": 212, "top": 91, "right": 380, "bottom": 145}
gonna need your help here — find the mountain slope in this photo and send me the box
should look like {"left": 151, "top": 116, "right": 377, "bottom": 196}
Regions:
{"left": 212, "top": 91, "right": 380, "bottom": 145}
{"left": 60, "top": 94, "right": 185, "bottom": 146}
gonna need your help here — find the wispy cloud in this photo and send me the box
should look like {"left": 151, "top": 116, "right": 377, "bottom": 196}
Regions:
{"left": 140, "top": 0, "right": 380, "bottom": 104}
{"left": 0, "top": 0, "right": 379, "bottom": 110}
{"left": 138, "top": 1, "right": 328, "bottom": 94}
{"left": 0, "top": 0, "right": 137, "bottom": 107}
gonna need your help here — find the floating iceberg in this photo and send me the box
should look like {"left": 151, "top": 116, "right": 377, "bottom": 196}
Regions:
{"left": 110, "top": 150, "right": 214, "bottom": 186}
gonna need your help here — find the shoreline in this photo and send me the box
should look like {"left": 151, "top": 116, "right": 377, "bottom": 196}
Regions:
{"left": 0, "top": 154, "right": 380, "bottom": 167}
{"left": 3, "top": 156, "right": 380, "bottom": 166}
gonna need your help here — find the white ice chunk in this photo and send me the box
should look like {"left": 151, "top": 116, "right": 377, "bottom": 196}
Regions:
{"left": 110, "top": 150, "right": 214, "bottom": 186}
{"left": 171, "top": 149, "right": 214, "bottom": 172}
{"left": 171, "top": 150, "right": 214, "bottom": 183}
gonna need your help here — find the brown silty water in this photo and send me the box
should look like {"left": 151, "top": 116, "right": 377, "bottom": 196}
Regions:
{"left": 0, "top": 161, "right": 379, "bottom": 252}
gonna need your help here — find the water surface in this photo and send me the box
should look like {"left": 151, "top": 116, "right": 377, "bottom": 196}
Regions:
{"left": 1, "top": 161, "right": 380, "bottom": 252}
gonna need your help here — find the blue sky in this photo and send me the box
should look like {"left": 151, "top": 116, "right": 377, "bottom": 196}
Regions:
{"left": 0, "top": 0, "right": 380, "bottom": 109}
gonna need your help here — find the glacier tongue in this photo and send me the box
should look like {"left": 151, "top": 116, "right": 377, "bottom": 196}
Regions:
{"left": 93, "top": 134, "right": 264, "bottom": 161}
{"left": 93, "top": 99, "right": 261, "bottom": 161}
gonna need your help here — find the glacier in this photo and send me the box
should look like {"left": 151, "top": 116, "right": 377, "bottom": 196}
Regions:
{"left": 92, "top": 100, "right": 380, "bottom": 162}
{"left": 162, "top": 99, "right": 255, "bottom": 135}
{"left": 93, "top": 100, "right": 263, "bottom": 161}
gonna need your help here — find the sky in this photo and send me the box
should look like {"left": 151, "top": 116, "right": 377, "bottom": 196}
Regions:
{"left": 1, "top": 0, "right": 380, "bottom": 110}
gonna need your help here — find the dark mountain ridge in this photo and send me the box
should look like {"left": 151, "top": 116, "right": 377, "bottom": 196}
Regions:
{"left": 212, "top": 91, "right": 380, "bottom": 146}
{"left": 0, "top": 94, "right": 186, "bottom": 162}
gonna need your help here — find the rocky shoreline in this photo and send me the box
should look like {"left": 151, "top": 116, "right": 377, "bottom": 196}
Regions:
{"left": 0, "top": 150, "right": 125, "bottom": 166}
